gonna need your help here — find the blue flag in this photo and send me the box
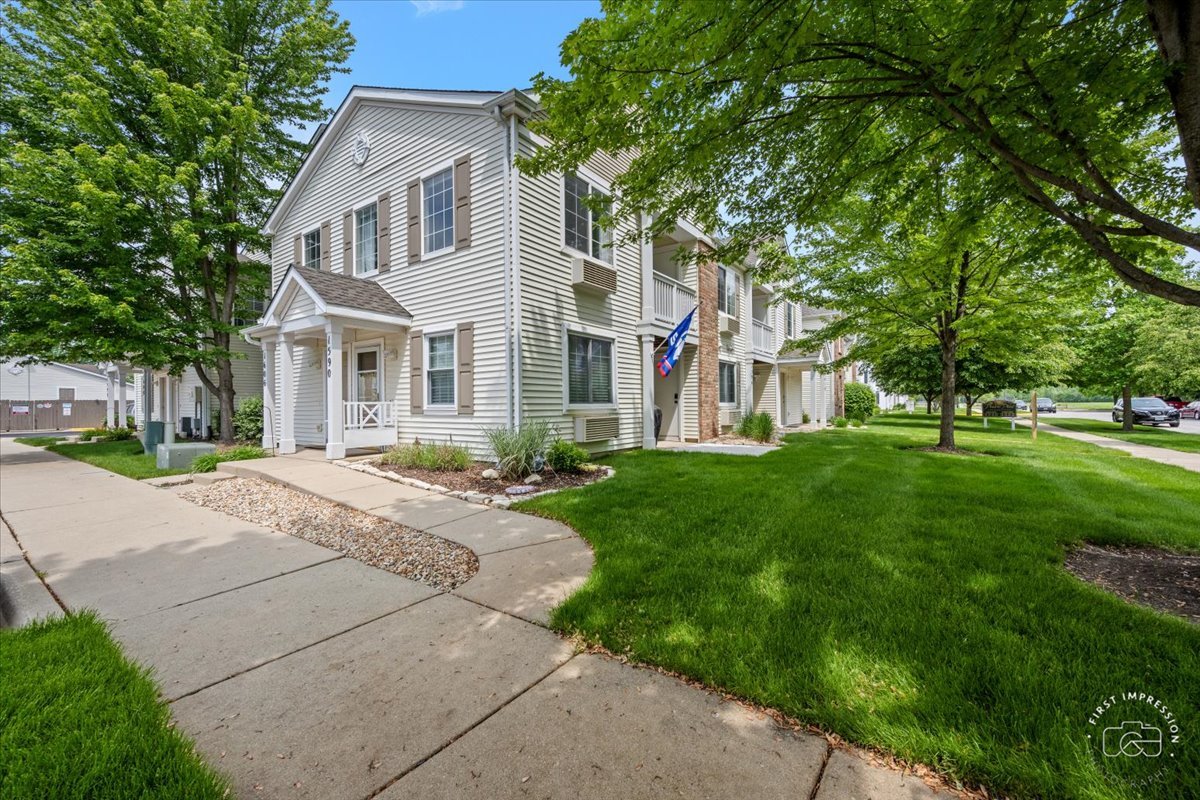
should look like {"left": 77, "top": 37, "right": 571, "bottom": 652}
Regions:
{"left": 657, "top": 307, "right": 695, "bottom": 378}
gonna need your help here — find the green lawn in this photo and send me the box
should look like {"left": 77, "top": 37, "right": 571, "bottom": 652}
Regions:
{"left": 0, "top": 613, "right": 228, "bottom": 799}
{"left": 1044, "top": 417, "right": 1200, "bottom": 454}
{"left": 13, "top": 436, "right": 65, "bottom": 447}
{"left": 1056, "top": 401, "right": 1114, "bottom": 411}
{"left": 47, "top": 439, "right": 187, "bottom": 480}
{"left": 523, "top": 414, "right": 1200, "bottom": 800}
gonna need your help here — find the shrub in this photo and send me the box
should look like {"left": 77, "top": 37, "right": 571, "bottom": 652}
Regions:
{"left": 233, "top": 397, "right": 264, "bottom": 444}
{"left": 125, "top": 414, "right": 136, "bottom": 429}
{"left": 736, "top": 412, "right": 775, "bottom": 443}
{"left": 483, "top": 419, "right": 553, "bottom": 480}
{"left": 832, "top": 416, "right": 849, "bottom": 428}
{"left": 79, "top": 426, "right": 134, "bottom": 442}
{"left": 380, "top": 440, "right": 472, "bottom": 472}
{"left": 843, "top": 382, "right": 875, "bottom": 422}
{"left": 802, "top": 412, "right": 811, "bottom": 424}
{"left": 849, "top": 418, "right": 863, "bottom": 427}
{"left": 546, "top": 439, "right": 589, "bottom": 473}
{"left": 190, "top": 445, "right": 267, "bottom": 474}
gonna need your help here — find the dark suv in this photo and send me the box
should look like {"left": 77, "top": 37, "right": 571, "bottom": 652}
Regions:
{"left": 1113, "top": 397, "right": 1181, "bottom": 427}
{"left": 1035, "top": 397, "right": 1057, "bottom": 413}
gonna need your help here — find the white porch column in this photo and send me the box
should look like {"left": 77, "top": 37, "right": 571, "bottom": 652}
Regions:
{"left": 325, "top": 321, "right": 345, "bottom": 459}
{"left": 105, "top": 368, "right": 116, "bottom": 428}
{"left": 809, "top": 367, "right": 819, "bottom": 427}
{"left": 279, "top": 334, "right": 296, "bottom": 454}
{"left": 641, "top": 334, "right": 656, "bottom": 450}
{"left": 640, "top": 214, "right": 654, "bottom": 324}
{"left": 773, "top": 365, "right": 782, "bottom": 425}
{"left": 163, "top": 377, "right": 176, "bottom": 444}
{"left": 117, "top": 366, "right": 127, "bottom": 428}
{"left": 261, "top": 336, "right": 277, "bottom": 449}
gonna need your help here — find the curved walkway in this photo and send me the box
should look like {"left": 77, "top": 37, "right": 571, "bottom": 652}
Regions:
{"left": 1021, "top": 420, "right": 1200, "bottom": 473}
{"left": 0, "top": 440, "right": 954, "bottom": 800}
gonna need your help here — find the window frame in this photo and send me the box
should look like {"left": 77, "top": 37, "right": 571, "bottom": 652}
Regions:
{"left": 424, "top": 330, "right": 457, "bottom": 410}
{"left": 351, "top": 198, "right": 379, "bottom": 277}
{"left": 717, "top": 266, "right": 739, "bottom": 318}
{"left": 350, "top": 339, "right": 385, "bottom": 405}
{"left": 561, "top": 170, "right": 614, "bottom": 266}
{"left": 784, "top": 301, "right": 794, "bottom": 338}
{"left": 718, "top": 360, "right": 739, "bottom": 407}
{"left": 302, "top": 228, "right": 322, "bottom": 270}
{"left": 561, "top": 323, "right": 618, "bottom": 412}
{"left": 421, "top": 163, "right": 456, "bottom": 258}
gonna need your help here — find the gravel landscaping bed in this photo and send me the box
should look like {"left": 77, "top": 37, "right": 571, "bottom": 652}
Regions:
{"left": 181, "top": 478, "right": 477, "bottom": 590}
{"left": 373, "top": 462, "right": 605, "bottom": 494}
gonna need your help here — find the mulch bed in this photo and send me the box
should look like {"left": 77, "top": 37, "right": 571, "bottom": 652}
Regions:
{"left": 1065, "top": 543, "right": 1200, "bottom": 624}
{"left": 374, "top": 462, "right": 605, "bottom": 495}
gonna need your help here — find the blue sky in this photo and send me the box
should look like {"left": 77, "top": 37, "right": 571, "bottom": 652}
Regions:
{"left": 318, "top": 1, "right": 598, "bottom": 117}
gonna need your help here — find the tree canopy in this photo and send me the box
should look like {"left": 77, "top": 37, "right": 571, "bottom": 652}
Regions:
{"left": 526, "top": 0, "right": 1200, "bottom": 306}
{"left": 0, "top": 0, "right": 353, "bottom": 440}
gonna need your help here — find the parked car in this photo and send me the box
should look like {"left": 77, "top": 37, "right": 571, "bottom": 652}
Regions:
{"left": 1113, "top": 397, "right": 1181, "bottom": 427}
{"left": 1183, "top": 400, "right": 1200, "bottom": 420}
{"left": 1159, "top": 396, "right": 1187, "bottom": 410}
{"left": 1014, "top": 399, "right": 1029, "bottom": 411}
{"left": 1035, "top": 398, "right": 1057, "bottom": 413}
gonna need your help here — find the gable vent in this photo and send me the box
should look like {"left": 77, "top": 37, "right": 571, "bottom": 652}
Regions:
{"left": 571, "top": 257, "right": 617, "bottom": 296}
{"left": 574, "top": 415, "right": 619, "bottom": 443}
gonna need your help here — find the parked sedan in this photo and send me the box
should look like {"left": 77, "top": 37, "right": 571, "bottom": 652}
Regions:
{"left": 1014, "top": 399, "right": 1029, "bottom": 411}
{"left": 1035, "top": 398, "right": 1057, "bottom": 413}
{"left": 1159, "top": 396, "right": 1187, "bottom": 410}
{"left": 1184, "top": 400, "right": 1200, "bottom": 420}
{"left": 1113, "top": 397, "right": 1181, "bottom": 427}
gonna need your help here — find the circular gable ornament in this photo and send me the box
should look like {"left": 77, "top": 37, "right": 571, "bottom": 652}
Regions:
{"left": 351, "top": 131, "right": 371, "bottom": 166}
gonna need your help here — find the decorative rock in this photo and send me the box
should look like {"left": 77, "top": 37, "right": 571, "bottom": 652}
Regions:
{"left": 525, "top": 474, "right": 543, "bottom": 485}
{"left": 429, "top": 485, "right": 448, "bottom": 493}
{"left": 464, "top": 491, "right": 490, "bottom": 504}
{"left": 491, "top": 496, "right": 512, "bottom": 509}
{"left": 407, "top": 479, "right": 432, "bottom": 490}
{"left": 506, "top": 485, "right": 538, "bottom": 495}
{"left": 481, "top": 468, "right": 499, "bottom": 480}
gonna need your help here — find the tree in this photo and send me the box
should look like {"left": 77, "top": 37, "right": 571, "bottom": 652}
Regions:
{"left": 1130, "top": 303, "right": 1200, "bottom": 399}
{"left": 1069, "top": 288, "right": 1150, "bottom": 431}
{"left": 862, "top": 340, "right": 943, "bottom": 414}
{"left": 0, "top": 0, "right": 353, "bottom": 442}
{"left": 526, "top": 0, "right": 1200, "bottom": 306}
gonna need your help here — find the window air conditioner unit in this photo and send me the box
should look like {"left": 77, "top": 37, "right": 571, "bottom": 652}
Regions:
{"left": 720, "top": 409, "right": 741, "bottom": 427}
{"left": 719, "top": 314, "right": 738, "bottom": 334}
{"left": 571, "top": 257, "right": 618, "bottom": 296}
{"left": 574, "top": 415, "right": 619, "bottom": 443}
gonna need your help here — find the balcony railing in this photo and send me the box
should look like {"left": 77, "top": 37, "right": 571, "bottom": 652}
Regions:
{"left": 344, "top": 400, "right": 397, "bottom": 430}
{"left": 751, "top": 319, "right": 775, "bottom": 356}
{"left": 652, "top": 272, "right": 697, "bottom": 326}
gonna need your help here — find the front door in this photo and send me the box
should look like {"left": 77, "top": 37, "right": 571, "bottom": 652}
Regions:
{"left": 354, "top": 348, "right": 380, "bottom": 404}
{"left": 785, "top": 370, "right": 804, "bottom": 425}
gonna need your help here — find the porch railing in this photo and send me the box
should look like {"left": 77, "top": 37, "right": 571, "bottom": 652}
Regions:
{"left": 344, "top": 400, "right": 397, "bottom": 430}
{"left": 751, "top": 319, "right": 775, "bottom": 356}
{"left": 652, "top": 272, "right": 697, "bottom": 326}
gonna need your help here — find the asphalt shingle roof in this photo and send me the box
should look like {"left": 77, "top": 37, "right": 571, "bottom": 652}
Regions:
{"left": 297, "top": 267, "right": 411, "bottom": 318}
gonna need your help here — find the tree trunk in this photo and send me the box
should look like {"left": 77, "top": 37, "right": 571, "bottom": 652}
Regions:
{"left": 833, "top": 339, "right": 846, "bottom": 417}
{"left": 1121, "top": 383, "right": 1134, "bottom": 432}
{"left": 937, "top": 332, "right": 958, "bottom": 449}
{"left": 1147, "top": 0, "right": 1200, "bottom": 210}
{"left": 964, "top": 394, "right": 975, "bottom": 416}
{"left": 925, "top": 395, "right": 933, "bottom": 414}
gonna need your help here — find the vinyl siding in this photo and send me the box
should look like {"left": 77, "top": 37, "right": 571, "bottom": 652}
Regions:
{"left": 269, "top": 102, "right": 509, "bottom": 455}
{"left": 1, "top": 361, "right": 112, "bottom": 401}
{"left": 752, "top": 364, "right": 778, "bottom": 420}
{"left": 515, "top": 138, "right": 643, "bottom": 453}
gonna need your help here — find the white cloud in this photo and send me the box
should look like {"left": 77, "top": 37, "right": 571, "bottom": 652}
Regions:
{"left": 410, "top": 0, "right": 465, "bottom": 15}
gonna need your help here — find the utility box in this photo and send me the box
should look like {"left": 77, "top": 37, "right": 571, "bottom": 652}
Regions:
{"left": 155, "top": 442, "right": 216, "bottom": 471}
{"left": 143, "top": 421, "right": 165, "bottom": 455}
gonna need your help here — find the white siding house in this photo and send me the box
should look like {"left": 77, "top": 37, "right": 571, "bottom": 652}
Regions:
{"left": 133, "top": 337, "right": 264, "bottom": 438}
{"left": 249, "top": 87, "right": 847, "bottom": 459}
{"left": 1, "top": 360, "right": 115, "bottom": 402}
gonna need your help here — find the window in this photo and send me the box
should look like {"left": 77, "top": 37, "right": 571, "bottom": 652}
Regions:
{"left": 719, "top": 361, "right": 738, "bottom": 405}
{"left": 567, "top": 333, "right": 613, "bottom": 405}
{"left": 426, "top": 333, "right": 455, "bottom": 407}
{"left": 303, "top": 229, "right": 321, "bottom": 269}
{"left": 355, "top": 203, "right": 378, "bottom": 274}
{"left": 423, "top": 167, "right": 454, "bottom": 253}
{"left": 784, "top": 302, "right": 794, "bottom": 338}
{"left": 717, "top": 266, "right": 738, "bottom": 316}
{"left": 564, "top": 174, "right": 613, "bottom": 264}
{"left": 355, "top": 349, "right": 380, "bottom": 403}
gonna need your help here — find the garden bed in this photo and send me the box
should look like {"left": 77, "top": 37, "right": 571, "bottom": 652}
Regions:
{"left": 1065, "top": 543, "right": 1200, "bottom": 624}
{"left": 374, "top": 461, "right": 605, "bottom": 494}
{"left": 181, "top": 478, "right": 477, "bottom": 590}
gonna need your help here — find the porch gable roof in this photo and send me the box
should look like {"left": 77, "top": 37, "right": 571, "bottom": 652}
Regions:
{"left": 252, "top": 265, "right": 412, "bottom": 335}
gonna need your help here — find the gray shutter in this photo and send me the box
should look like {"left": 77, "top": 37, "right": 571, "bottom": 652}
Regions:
{"left": 406, "top": 180, "right": 421, "bottom": 264}
{"left": 342, "top": 211, "right": 353, "bottom": 275}
{"left": 454, "top": 154, "right": 471, "bottom": 250}
{"left": 409, "top": 329, "right": 423, "bottom": 414}
{"left": 456, "top": 322, "right": 474, "bottom": 415}
{"left": 320, "top": 221, "right": 332, "bottom": 270}
{"left": 292, "top": 234, "right": 302, "bottom": 267}
{"left": 377, "top": 192, "right": 391, "bottom": 272}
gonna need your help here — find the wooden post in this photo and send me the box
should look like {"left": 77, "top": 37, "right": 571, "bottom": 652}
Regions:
{"left": 1030, "top": 391, "right": 1038, "bottom": 441}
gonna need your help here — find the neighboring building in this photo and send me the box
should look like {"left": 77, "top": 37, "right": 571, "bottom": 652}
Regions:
{"left": 247, "top": 86, "right": 846, "bottom": 459}
{"left": 0, "top": 360, "right": 116, "bottom": 402}
{"left": 1, "top": 359, "right": 132, "bottom": 430}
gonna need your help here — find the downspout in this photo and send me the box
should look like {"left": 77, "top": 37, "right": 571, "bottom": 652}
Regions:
{"left": 496, "top": 105, "right": 514, "bottom": 429}
{"left": 509, "top": 112, "right": 523, "bottom": 426}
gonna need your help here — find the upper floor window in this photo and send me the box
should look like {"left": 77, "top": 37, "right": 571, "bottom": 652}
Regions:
{"left": 784, "top": 302, "right": 794, "bottom": 338}
{"left": 355, "top": 203, "right": 378, "bottom": 274}
{"left": 567, "top": 332, "right": 613, "bottom": 406}
{"left": 719, "top": 361, "right": 738, "bottom": 405}
{"left": 426, "top": 332, "right": 455, "bottom": 407}
{"left": 303, "top": 229, "right": 321, "bottom": 269}
{"left": 564, "top": 174, "right": 613, "bottom": 264}
{"left": 717, "top": 266, "right": 738, "bottom": 316}
{"left": 423, "top": 167, "right": 454, "bottom": 253}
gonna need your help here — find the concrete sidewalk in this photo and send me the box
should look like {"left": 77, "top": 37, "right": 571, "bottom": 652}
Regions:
{"left": 1, "top": 439, "right": 953, "bottom": 800}
{"left": 1025, "top": 420, "right": 1200, "bottom": 473}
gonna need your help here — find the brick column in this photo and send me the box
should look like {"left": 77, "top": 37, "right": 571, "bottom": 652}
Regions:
{"left": 697, "top": 245, "right": 719, "bottom": 441}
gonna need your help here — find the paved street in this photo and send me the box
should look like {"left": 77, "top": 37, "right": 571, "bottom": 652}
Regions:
{"left": 0, "top": 439, "right": 951, "bottom": 800}
{"left": 1048, "top": 407, "right": 1200, "bottom": 434}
